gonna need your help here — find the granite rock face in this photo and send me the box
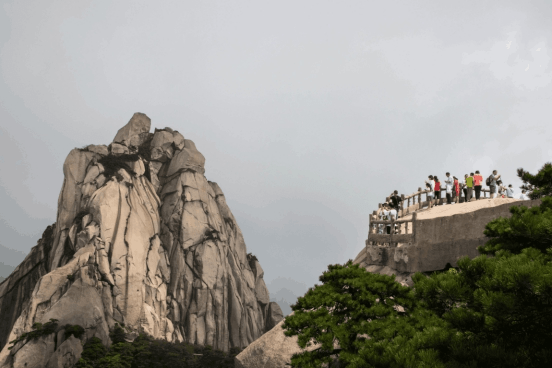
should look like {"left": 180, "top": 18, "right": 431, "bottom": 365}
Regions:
{"left": 234, "top": 310, "right": 345, "bottom": 368}
{"left": 0, "top": 113, "right": 283, "bottom": 367}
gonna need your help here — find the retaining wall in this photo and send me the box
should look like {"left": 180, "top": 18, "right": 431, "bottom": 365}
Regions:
{"left": 364, "top": 199, "right": 542, "bottom": 273}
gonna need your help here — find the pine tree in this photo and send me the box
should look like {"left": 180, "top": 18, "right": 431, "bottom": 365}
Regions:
{"left": 517, "top": 162, "right": 552, "bottom": 199}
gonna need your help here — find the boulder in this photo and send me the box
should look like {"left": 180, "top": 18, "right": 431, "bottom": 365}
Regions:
{"left": 45, "top": 336, "right": 83, "bottom": 368}
{"left": 166, "top": 139, "right": 206, "bottom": 176}
{"left": 150, "top": 129, "right": 175, "bottom": 162}
{"left": 112, "top": 112, "right": 151, "bottom": 148}
{"left": 266, "top": 302, "right": 284, "bottom": 331}
{"left": 85, "top": 144, "right": 109, "bottom": 156}
{"left": 234, "top": 311, "right": 342, "bottom": 368}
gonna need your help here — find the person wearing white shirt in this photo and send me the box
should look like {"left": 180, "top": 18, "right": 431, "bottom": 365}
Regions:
{"left": 379, "top": 205, "right": 389, "bottom": 234}
{"left": 502, "top": 184, "right": 515, "bottom": 198}
{"left": 444, "top": 172, "right": 454, "bottom": 204}
{"left": 489, "top": 170, "right": 501, "bottom": 199}
{"left": 388, "top": 207, "right": 398, "bottom": 234}
{"left": 518, "top": 189, "right": 529, "bottom": 200}
{"left": 425, "top": 175, "right": 435, "bottom": 209}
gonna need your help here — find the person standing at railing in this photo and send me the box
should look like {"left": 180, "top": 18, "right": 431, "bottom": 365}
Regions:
{"left": 453, "top": 176, "right": 460, "bottom": 203}
{"left": 461, "top": 174, "right": 469, "bottom": 202}
{"left": 388, "top": 205, "right": 398, "bottom": 234}
{"left": 444, "top": 172, "right": 454, "bottom": 205}
{"left": 518, "top": 189, "right": 529, "bottom": 200}
{"left": 466, "top": 173, "right": 474, "bottom": 202}
{"left": 489, "top": 170, "right": 501, "bottom": 199}
{"left": 497, "top": 180, "right": 505, "bottom": 198}
{"left": 389, "top": 190, "right": 402, "bottom": 217}
{"left": 473, "top": 170, "right": 483, "bottom": 200}
{"left": 379, "top": 204, "right": 390, "bottom": 234}
{"left": 505, "top": 184, "right": 515, "bottom": 198}
{"left": 425, "top": 175, "right": 435, "bottom": 209}
{"left": 434, "top": 176, "right": 442, "bottom": 205}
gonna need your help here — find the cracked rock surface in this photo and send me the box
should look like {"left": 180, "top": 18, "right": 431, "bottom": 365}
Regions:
{"left": 0, "top": 113, "right": 283, "bottom": 367}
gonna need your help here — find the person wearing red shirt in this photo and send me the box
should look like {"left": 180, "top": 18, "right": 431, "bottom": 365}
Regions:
{"left": 434, "top": 176, "right": 441, "bottom": 205}
{"left": 473, "top": 170, "right": 484, "bottom": 200}
{"left": 453, "top": 176, "right": 460, "bottom": 203}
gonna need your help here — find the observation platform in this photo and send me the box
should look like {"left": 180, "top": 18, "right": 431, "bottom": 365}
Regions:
{"left": 358, "top": 187, "right": 541, "bottom": 283}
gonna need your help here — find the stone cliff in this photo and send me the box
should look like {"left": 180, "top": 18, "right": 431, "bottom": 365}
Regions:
{"left": 0, "top": 113, "right": 283, "bottom": 368}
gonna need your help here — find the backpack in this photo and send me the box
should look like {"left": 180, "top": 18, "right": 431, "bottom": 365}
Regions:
{"left": 486, "top": 175, "right": 492, "bottom": 186}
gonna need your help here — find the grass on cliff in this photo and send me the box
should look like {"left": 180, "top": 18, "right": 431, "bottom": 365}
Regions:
{"left": 76, "top": 324, "right": 245, "bottom": 368}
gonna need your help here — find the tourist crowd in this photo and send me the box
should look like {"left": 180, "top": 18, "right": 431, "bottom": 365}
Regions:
{"left": 373, "top": 170, "right": 531, "bottom": 235}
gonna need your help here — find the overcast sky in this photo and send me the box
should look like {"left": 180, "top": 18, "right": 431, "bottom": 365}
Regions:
{"left": 2, "top": 1, "right": 552, "bottom": 308}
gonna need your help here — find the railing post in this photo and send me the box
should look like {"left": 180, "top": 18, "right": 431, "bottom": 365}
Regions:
{"left": 418, "top": 188, "right": 422, "bottom": 210}
{"left": 412, "top": 212, "right": 417, "bottom": 242}
{"left": 390, "top": 217, "right": 394, "bottom": 246}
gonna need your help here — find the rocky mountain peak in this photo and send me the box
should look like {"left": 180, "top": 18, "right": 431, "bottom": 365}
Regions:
{"left": 0, "top": 113, "right": 283, "bottom": 368}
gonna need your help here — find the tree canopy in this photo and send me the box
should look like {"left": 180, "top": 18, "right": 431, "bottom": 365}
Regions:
{"left": 517, "top": 162, "right": 552, "bottom": 199}
{"left": 283, "top": 172, "right": 552, "bottom": 367}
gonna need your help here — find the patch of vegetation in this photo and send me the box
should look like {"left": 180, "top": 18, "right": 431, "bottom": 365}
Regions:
{"left": 76, "top": 332, "right": 245, "bottom": 368}
{"left": 76, "top": 337, "right": 108, "bottom": 368}
{"left": 110, "top": 323, "right": 127, "bottom": 345}
{"left": 246, "top": 253, "right": 258, "bottom": 263}
{"left": 97, "top": 154, "right": 139, "bottom": 181}
{"left": 67, "top": 274, "right": 75, "bottom": 282}
{"left": 8, "top": 319, "right": 59, "bottom": 349}
{"left": 64, "top": 324, "right": 85, "bottom": 339}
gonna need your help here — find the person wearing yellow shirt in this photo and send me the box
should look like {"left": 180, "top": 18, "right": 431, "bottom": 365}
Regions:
{"left": 466, "top": 172, "right": 474, "bottom": 202}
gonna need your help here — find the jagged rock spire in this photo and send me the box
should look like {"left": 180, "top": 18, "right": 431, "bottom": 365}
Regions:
{"left": 0, "top": 113, "right": 283, "bottom": 368}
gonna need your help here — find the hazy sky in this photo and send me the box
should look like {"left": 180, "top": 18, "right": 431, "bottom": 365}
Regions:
{"left": 2, "top": 1, "right": 552, "bottom": 309}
